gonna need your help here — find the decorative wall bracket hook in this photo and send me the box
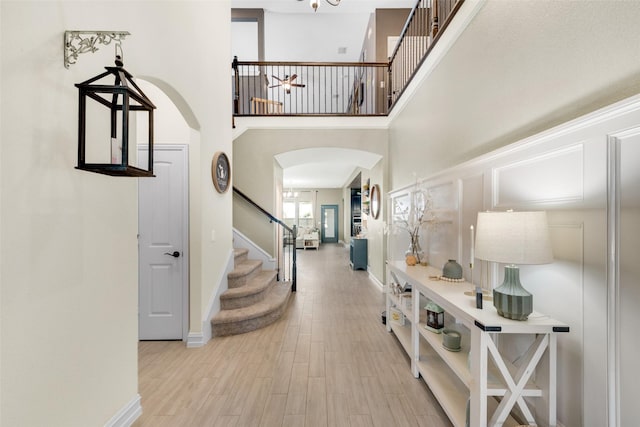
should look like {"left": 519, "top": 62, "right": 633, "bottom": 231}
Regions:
{"left": 64, "top": 30, "right": 130, "bottom": 69}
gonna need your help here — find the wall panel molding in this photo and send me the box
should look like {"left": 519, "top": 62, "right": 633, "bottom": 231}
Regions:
{"left": 493, "top": 144, "right": 584, "bottom": 208}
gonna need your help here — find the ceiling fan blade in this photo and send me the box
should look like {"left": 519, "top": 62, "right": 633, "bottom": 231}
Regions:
{"left": 291, "top": 84, "right": 306, "bottom": 88}
{"left": 289, "top": 74, "right": 298, "bottom": 82}
{"left": 268, "top": 84, "right": 281, "bottom": 88}
{"left": 271, "top": 75, "right": 283, "bottom": 82}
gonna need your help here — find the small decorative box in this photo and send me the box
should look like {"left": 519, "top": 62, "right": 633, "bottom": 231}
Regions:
{"left": 425, "top": 301, "right": 444, "bottom": 333}
{"left": 389, "top": 307, "right": 405, "bottom": 326}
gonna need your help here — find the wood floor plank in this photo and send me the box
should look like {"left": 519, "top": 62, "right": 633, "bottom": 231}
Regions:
{"left": 258, "top": 394, "right": 287, "bottom": 427}
{"left": 360, "top": 375, "right": 396, "bottom": 427}
{"left": 281, "top": 324, "right": 300, "bottom": 353}
{"left": 281, "top": 414, "right": 305, "bottom": 427}
{"left": 186, "top": 393, "right": 230, "bottom": 427}
{"left": 349, "top": 414, "right": 375, "bottom": 427}
{"left": 220, "top": 362, "right": 260, "bottom": 416}
{"left": 293, "top": 333, "right": 311, "bottom": 363}
{"left": 305, "top": 377, "right": 328, "bottom": 427}
{"left": 309, "top": 341, "right": 325, "bottom": 378}
{"left": 284, "top": 362, "right": 309, "bottom": 415}
{"left": 345, "top": 368, "right": 370, "bottom": 416}
{"left": 326, "top": 393, "right": 351, "bottom": 427}
{"left": 386, "top": 393, "right": 420, "bottom": 427}
{"left": 212, "top": 415, "right": 239, "bottom": 427}
{"left": 270, "top": 351, "right": 295, "bottom": 395}
{"left": 237, "top": 377, "right": 272, "bottom": 426}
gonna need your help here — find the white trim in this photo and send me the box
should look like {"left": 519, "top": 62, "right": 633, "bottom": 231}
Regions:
{"left": 232, "top": 228, "right": 277, "bottom": 270}
{"left": 104, "top": 394, "right": 142, "bottom": 427}
{"left": 368, "top": 270, "right": 384, "bottom": 290}
{"left": 605, "top": 137, "right": 617, "bottom": 427}
{"left": 232, "top": 115, "right": 390, "bottom": 140}
{"left": 606, "top": 136, "right": 621, "bottom": 427}
{"left": 186, "top": 332, "right": 205, "bottom": 348}
{"left": 188, "top": 248, "right": 235, "bottom": 348}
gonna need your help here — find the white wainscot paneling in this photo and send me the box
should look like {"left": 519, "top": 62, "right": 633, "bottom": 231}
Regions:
{"left": 461, "top": 174, "right": 484, "bottom": 284}
{"left": 427, "top": 180, "right": 457, "bottom": 211}
{"left": 524, "top": 221, "right": 584, "bottom": 427}
{"left": 493, "top": 144, "right": 584, "bottom": 207}
{"left": 424, "top": 180, "right": 458, "bottom": 269}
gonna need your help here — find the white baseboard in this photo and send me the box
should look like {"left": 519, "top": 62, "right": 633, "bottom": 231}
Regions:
{"left": 186, "top": 248, "right": 239, "bottom": 348}
{"left": 186, "top": 332, "right": 205, "bottom": 348}
{"left": 104, "top": 394, "right": 142, "bottom": 427}
{"left": 187, "top": 248, "right": 235, "bottom": 348}
{"left": 368, "top": 270, "right": 384, "bottom": 290}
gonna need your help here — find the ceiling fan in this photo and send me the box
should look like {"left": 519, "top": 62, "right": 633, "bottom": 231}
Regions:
{"left": 270, "top": 74, "right": 305, "bottom": 94}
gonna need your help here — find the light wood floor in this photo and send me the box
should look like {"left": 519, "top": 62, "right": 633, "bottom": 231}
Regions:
{"left": 133, "top": 243, "right": 451, "bottom": 427}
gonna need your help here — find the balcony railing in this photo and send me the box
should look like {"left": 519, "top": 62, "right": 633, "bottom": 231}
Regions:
{"left": 233, "top": 60, "right": 389, "bottom": 116}
{"left": 389, "top": 0, "right": 463, "bottom": 107}
{"left": 232, "top": 0, "right": 463, "bottom": 117}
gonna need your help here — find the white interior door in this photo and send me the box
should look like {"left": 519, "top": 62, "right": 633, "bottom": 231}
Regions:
{"left": 138, "top": 145, "right": 188, "bottom": 340}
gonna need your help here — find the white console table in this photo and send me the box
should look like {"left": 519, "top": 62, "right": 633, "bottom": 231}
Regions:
{"left": 303, "top": 232, "right": 319, "bottom": 250}
{"left": 386, "top": 261, "right": 569, "bottom": 427}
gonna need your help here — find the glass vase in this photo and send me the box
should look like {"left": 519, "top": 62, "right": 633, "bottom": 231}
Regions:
{"left": 405, "top": 235, "right": 425, "bottom": 265}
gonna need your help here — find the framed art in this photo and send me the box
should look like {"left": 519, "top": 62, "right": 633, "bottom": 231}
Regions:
{"left": 211, "top": 151, "right": 230, "bottom": 193}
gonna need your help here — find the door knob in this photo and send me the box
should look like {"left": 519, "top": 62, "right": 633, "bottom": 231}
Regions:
{"left": 164, "top": 251, "right": 180, "bottom": 258}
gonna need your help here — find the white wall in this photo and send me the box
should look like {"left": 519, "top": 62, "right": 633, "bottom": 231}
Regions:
{"left": 363, "top": 158, "right": 386, "bottom": 284}
{"left": 0, "top": 1, "right": 231, "bottom": 425}
{"left": 264, "top": 12, "right": 370, "bottom": 62}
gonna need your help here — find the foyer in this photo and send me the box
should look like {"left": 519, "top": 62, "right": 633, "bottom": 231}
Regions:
{"left": 133, "top": 244, "right": 450, "bottom": 426}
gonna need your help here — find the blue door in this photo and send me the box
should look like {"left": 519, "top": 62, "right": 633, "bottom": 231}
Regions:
{"left": 321, "top": 205, "right": 339, "bottom": 243}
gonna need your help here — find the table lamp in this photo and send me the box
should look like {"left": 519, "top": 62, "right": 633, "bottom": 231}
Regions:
{"left": 474, "top": 210, "right": 553, "bottom": 320}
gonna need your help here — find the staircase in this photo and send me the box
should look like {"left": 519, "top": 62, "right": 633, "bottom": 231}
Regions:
{"left": 211, "top": 248, "right": 292, "bottom": 336}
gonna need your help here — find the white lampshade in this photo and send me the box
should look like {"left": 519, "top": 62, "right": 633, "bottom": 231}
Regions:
{"left": 475, "top": 211, "right": 553, "bottom": 265}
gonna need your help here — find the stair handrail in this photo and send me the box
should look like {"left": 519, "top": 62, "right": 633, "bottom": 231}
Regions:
{"left": 233, "top": 186, "right": 297, "bottom": 292}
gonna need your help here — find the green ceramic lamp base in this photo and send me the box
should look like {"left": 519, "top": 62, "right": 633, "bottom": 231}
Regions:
{"left": 492, "top": 265, "right": 532, "bottom": 321}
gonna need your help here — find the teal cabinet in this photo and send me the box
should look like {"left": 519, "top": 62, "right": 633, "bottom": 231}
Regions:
{"left": 350, "top": 238, "right": 368, "bottom": 270}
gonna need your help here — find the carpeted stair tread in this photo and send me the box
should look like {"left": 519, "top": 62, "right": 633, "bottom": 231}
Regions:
{"left": 211, "top": 248, "right": 291, "bottom": 336}
{"left": 212, "top": 281, "right": 291, "bottom": 330}
{"left": 228, "top": 259, "right": 262, "bottom": 279}
{"left": 233, "top": 248, "right": 249, "bottom": 265}
{"left": 227, "top": 259, "right": 263, "bottom": 289}
{"left": 221, "top": 270, "right": 277, "bottom": 300}
{"left": 234, "top": 248, "right": 249, "bottom": 258}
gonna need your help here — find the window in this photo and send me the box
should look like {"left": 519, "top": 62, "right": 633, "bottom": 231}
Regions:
{"left": 283, "top": 201, "right": 296, "bottom": 229}
{"left": 283, "top": 201, "right": 296, "bottom": 219}
{"left": 282, "top": 191, "right": 314, "bottom": 230}
{"left": 298, "top": 201, "right": 313, "bottom": 229}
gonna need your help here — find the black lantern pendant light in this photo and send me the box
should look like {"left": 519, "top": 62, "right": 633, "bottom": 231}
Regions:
{"left": 75, "top": 53, "right": 156, "bottom": 176}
